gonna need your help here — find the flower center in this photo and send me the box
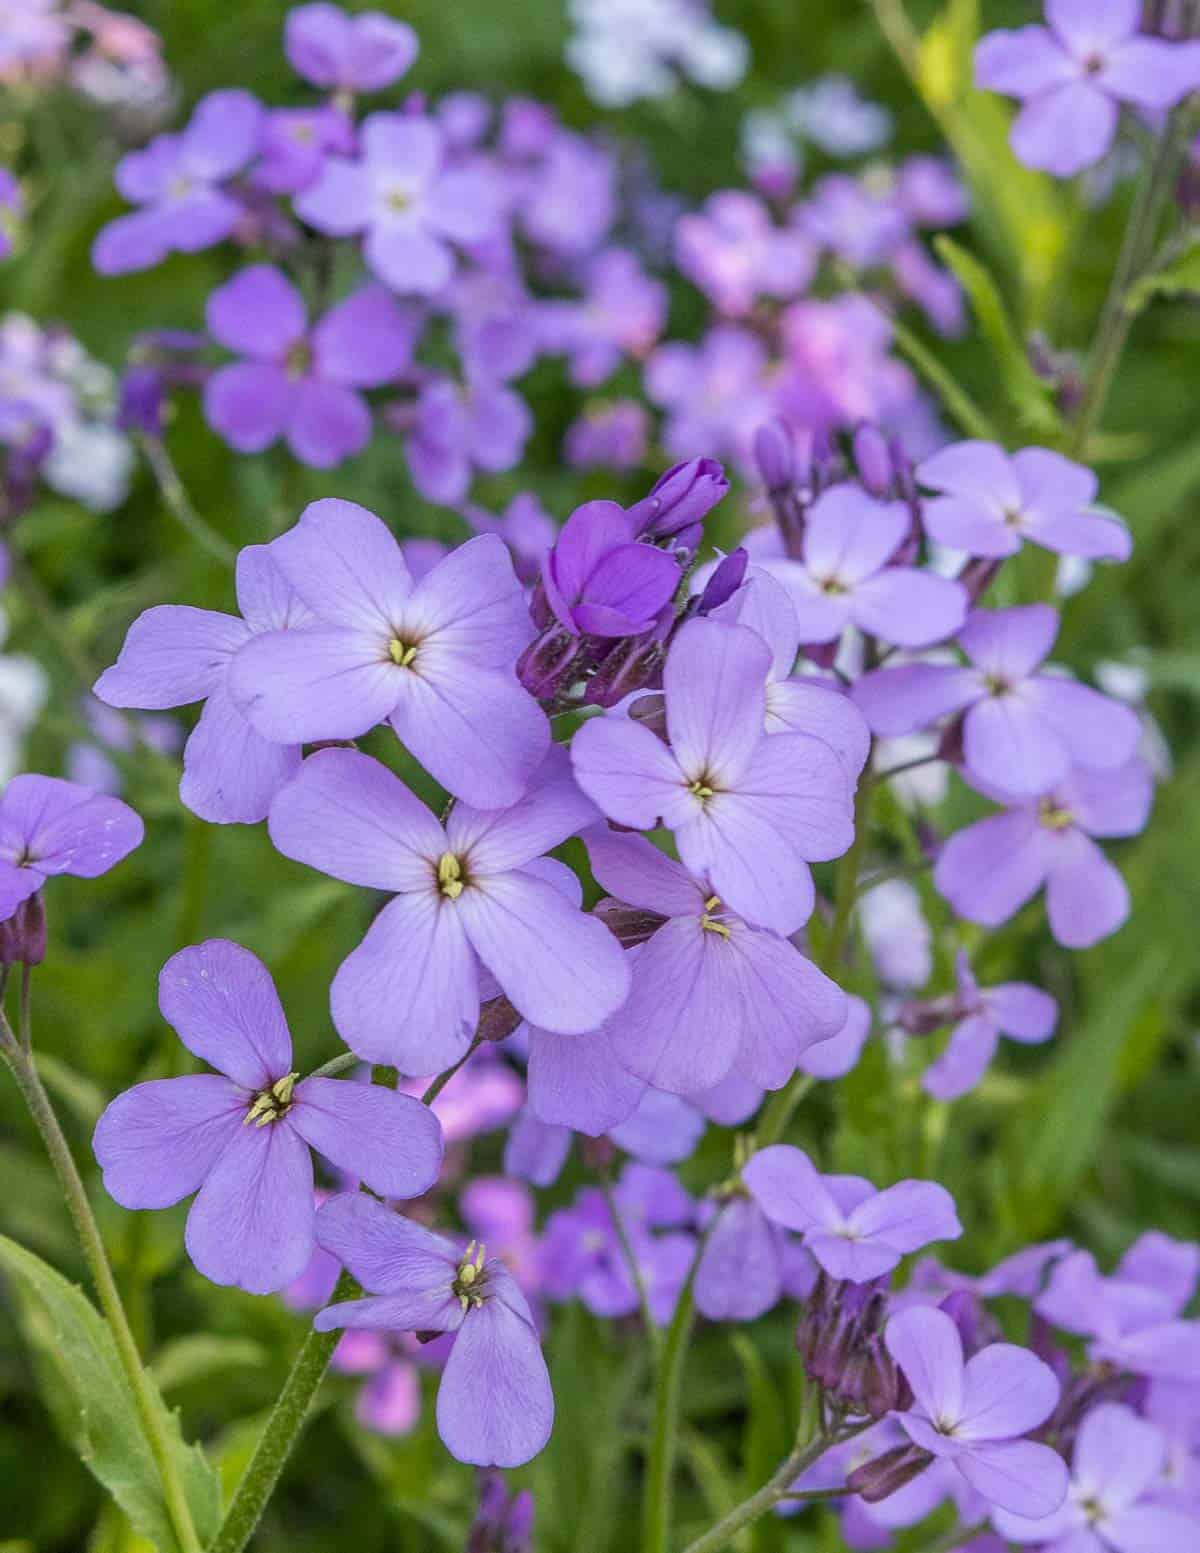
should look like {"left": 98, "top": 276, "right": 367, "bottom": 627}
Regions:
{"left": 244, "top": 1072, "right": 298, "bottom": 1127}
{"left": 385, "top": 185, "right": 413, "bottom": 213}
{"left": 1002, "top": 505, "right": 1025, "bottom": 529}
{"left": 1038, "top": 798, "right": 1074, "bottom": 831}
{"left": 284, "top": 340, "right": 312, "bottom": 379}
{"left": 983, "top": 672, "right": 1013, "bottom": 696}
{"left": 437, "top": 852, "right": 466, "bottom": 900}
{"left": 387, "top": 636, "right": 419, "bottom": 667}
{"left": 1082, "top": 52, "right": 1105, "bottom": 78}
{"left": 167, "top": 175, "right": 193, "bottom": 201}
{"left": 453, "top": 1240, "right": 488, "bottom": 1310}
{"left": 700, "top": 894, "right": 730, "bottom": 938}
{"left": 818, "top": 576, "right": 847, "bottom": 595}
{"left": 688, "top": 773, "right": 718, "bottom": 802}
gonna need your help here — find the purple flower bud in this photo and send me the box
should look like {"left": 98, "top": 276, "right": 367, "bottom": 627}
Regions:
{"left": 898, "top": 993, "right": 962, "bottom": 1037}
{"left": 627, "top": 458, "right": 729, "bottom": 542}
{"left": 594, "top": 897, "right": 668, "bottom": 948}
{"left": 467, "top": 1470, "right": 535, "bottom": 1553}
{"left": 847, "top": 1442, "right": 933, "bottom": 1502}
{"left": 477, "top": 995, "right": 522, "bottom": 1044}
{"left": 754, "top": 418, "right": 796, "bottom": 494}
{"left": 516, "top": 626, "right": 583, "bottom": 702}
{"left": 0, "top": 892, "right": 46, "bottom": 968}
{"left": 957, "top": 556, "right": 1005, "bottom": 606}
{"left": 694, "top": 548, "right": 749, "bottom": 615}
{"left": 627, "top": 691, "right": 668, "bottom": 740}
{"left": 118, "top": 364, "right": 167, "bottom": 438}
{"left": 853, "top": 423, "right": 893, "bottom": 496}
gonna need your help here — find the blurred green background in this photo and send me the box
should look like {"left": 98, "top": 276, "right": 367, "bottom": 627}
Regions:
{"left": 2, "top": 2, "right": 1199, "bottom": 1550}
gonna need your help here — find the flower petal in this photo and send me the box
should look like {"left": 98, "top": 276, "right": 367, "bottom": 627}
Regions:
{"left": 159, "top": 939, "right": 292, "bottom": 1089}
{"left": 93, "top": 1075, "right": 243, "bottom": 1208}
{"left": 526, "top": 1021, "right": 645, "bottom": 1135}
{"left": 742, "top": 1144, "right": 843, "bottom": 1235}
{"left": 885, "top": 1306, "right": 965, "bottom": 1426}
{"left": 94, "top": 605, "right": 248, "bottom": 710}
{"left": 179, "top": 686, "right": 301, "bottom": 825}
{"left": 852, "top": 663, "right": 979, "bottom": 738}
{"left": 231, "top": 626, "right": 400, "bottom": 744}
{"left": 571, "top": 714, "right": 694, "bottom": 830}
{"left": 958, "top": 1343, "right": 1061, "bottom": 1442}
{"left": 955, "top": 1439, "right": 1069, "bottom": 1519}
{"left": 289, "top": 1077, "right": 444, "bottom": 1199}
{"left": 314, "top": 1190, "right": 460, "bottom": 1300}
{"left": 663, "top": 618, "right": 770, "bottom": 787}
{"left": 271, "top": 496, "right": 415, "bottom": 630}
{"left": 695, "top": 1198, "right": 782, "bottom": 1322}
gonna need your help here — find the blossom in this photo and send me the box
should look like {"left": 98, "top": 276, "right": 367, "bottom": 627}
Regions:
{"left": 571, "top": 617, "right": 857, "bottom": 937}
{"left": 542, "top": 501, "right": 680, "bottom": 638}
{"left": 92, "top": 940, "right": 444, "bottom": 1294}
{"left": 675, "top": 191, "right": 816, "bottom": 317}
{"left": 539, "top": 247, "right": 667, "bottom": 386}
{"left": 250, "top": 105, "right": 355, "bottom": 196}
{"left": 94, "top": 546, "right": 308, "bottom": 824}
{"left": 92, "top": 90, "right": 263, "bottom": 274}
{"left": 853, "top": 605, "right": 1142, "bottom": 796}
{"left": 773, "top": 295, "right": 921, "bottom": 438}
{"left": 858, "top": 879, "right": 931, "bottom": 991}
{"left": 754, "top": 483, "right": 967, "bottom": 648}
{"left": 229, "top": 499, "right": 546, "bottom": 807}
{"left": 564, "top": 400, "right": 650, "bottom": 471}
{"left": 921, "top": 952, "right": 1057, "bottom": 1101}
{"left": 993, "top": 1403, "right": 1200, "bottom": 1549}
{"left": 627, "top": 457, "right": 730, "bottom": 545}
{"left": 566, "top": 0, "right": 748, "bottom": 108}
{"left": 404, "top": 374, "right": 532, "bottom": 507}
{"left": 284, "top": 4, "right": 418, "bottom": 93}
{"left": 266, "top": 746, "right": 630, "bottom": 1073}
{"left": 0, "top": 773, "right": 143, "bottom": 920}
{"left": 579, "top": 826, "right": 846, "bottom": 1094}
{"left": 916, "top": 442, "right": 1132, "bottom": 560}
{"left": 314, "top": 1191, "right": 553, "bottom": 1467}
{"left": 294, "top": 114, "right": 496, "bottom": 295}
{"left": 743, "top": 1146, "right": 961, "bottom": 1281}
{"left": 884, "top": 1305, "right": 1068, "bottom": 1518}
{"left": 975, "top": 0, "right": 1200, "bottom": 176}
{"left": 787, "top": 75, "right": 892, "bottom": 156}
{"left": 798, "top": 994, "right": 872, "bottom": 1080}
{"left": 645, "top": 326, "right": 773, "bottom": 470}
{"left": 203, "top": 266, "right": 418, "bottom": 467}
{"left": 0, "top": 168, "right": 20, "bottom": 260}
{"left": 694, "top": 1196, "right": 789, "bottom": 1322}
{"left": 934, "top": 759, "right": 1153, "bottom": 948}
{"left": 803, "top": 173, "right": 910, "bottom": 270}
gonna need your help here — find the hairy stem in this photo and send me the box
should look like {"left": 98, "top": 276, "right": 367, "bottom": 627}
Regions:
{"left": 680, "top": 1427, "right": 842, "bottom": 1553}
{"left": 139, "top": 434, "right": 237, "bottom": 568}
{"left": 0, "top": 1021, "right": 203, "bottom": 1553}
{"left": 601, "top": 1174, "right": 663, "bottom": 1368}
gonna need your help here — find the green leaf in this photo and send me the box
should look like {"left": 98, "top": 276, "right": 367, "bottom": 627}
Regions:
{"left": 886, "top": 311, "right": 999, "bottom": 441}
{"left": 730, "top": 1333, "right": 789, "bottom": 1553}
{"left": 1125, "top": 243, "right": 1200, "bottom": 313}
{"left": 0, "top": 1235, "right": 220, "bottom": 1551}
{"left": 150, "top": 1336, "right": 267, "bottom": 1395}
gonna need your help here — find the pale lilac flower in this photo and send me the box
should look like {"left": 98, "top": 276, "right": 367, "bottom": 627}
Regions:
{"left": 399, "top": 1047, "right": 523, "bottom": 1145}
{"left": 787, "top": 76, "right": 892, "bottom": 156}
{"left": 892, "top": 240, "right": 966, "bottom": 336}
{"left": 975, "top": 1, "right": 1200, "bottom": 177}
{"left": 229, "top": 500, "right": 546, "bottom": 806}
{"left": 607, "top": 1087, "right": 707, "bottom": 1165}
{"left": 203, "top": 266, "right": 418, "bottom": 468}
{"left": 404, "top": 374, "right": 532, "bottom": 506}
{"left": 645, "top": 325, "right": 773, "bottom": 470}
{"left": 267, "top": 747, "right": 629, "bottom": 1074}
{"left": 935, "top": 759, "right": 1153, "bottom": 948}
{"left": 0, "top": 772, "right": 143, "bottom": 920}
{"left": 564, "top": 400, "right": 650, "bottom": 470}
{"left": 917, "top": 442, "right": 1132, "bottom": 560}
{"left": 885, "top": 1305, "right": 1068, "bottom": 1517}
{"left": 803, "top": 174, "right": 909, "bottom": 269}
{"left": 540, "top": 247, "right": 667, "bottom": 387}
{"left": 854, "top": 606, "right": 1141, "bottom": 797}
{"left": 758, "top": 484, "right": 967, "bottom": 649}
{"left": 858, "top": 879, "right": 932, "bottom": 992}
{"left": 542, "top": 500, "right": 680, "bottom": 638}
{"left": 314, "top": 1192, "right": 553, "bottom": 1467}
{"left": 250, "top": 106, "right": 355, "bottom": 196}
{"left": 517, "top": 130, "right": 616, "bottom": 257}
{"left": 675, "top": 191, "right": 816, "bottom": 317}
{"left": 295, "top": 114, "right": 497, "bottom": 295}
{"left": 744, "top": 1146, "right": 962, "bottom": 1282}
{"left": 571, "top": 617, "right": 857, "bottom": 937}
{"left": 922, "top": 952, "right": 1057, "bottom": 1101}
{"left": 0, "top": 0, "right": 68, "bottom": 76}
{"left": 285, "top": 4, "right": 418, "bottom": 92}
{"left": 993, "top": 1403, "right": 1200, "bottom": 1549}
{"left": 93, "top": 91, "right": 263, "bottom": 274}
{"left": 774, "top": 295, "right": 919, "bottom": 437}
{"left": 93, "top": 940, "right": 443, "bottom": 1294}
{"left": 94, "top": 546, "right": 308, "bottom": 825}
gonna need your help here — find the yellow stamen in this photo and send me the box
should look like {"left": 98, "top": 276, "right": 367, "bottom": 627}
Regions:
{"left": 689, "top": 779, "right": 715, "bottom": 800}
{"left": 701, "top": 894, "right": 730, "bottom": 938}
{"left": 244, "top": 1072, "right": 298, "bottom": 1127}
{"left": 437, "top": 852, "right": 465, "bottom": 900}
{"left": 388, "top": 637, "right": 418, "bottom": 667}
{"left": 1038, "top": 799, "right": 1074, "bottom": 831}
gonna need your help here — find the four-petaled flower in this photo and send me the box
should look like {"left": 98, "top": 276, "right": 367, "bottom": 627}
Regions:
{"left": 0, "top": 773, "right": 143, "bottom": 921}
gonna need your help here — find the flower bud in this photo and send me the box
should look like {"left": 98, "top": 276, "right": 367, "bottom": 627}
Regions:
{"left": 847, "top": 1442, "right": 933, "bottom": 1502}
{"left": 0, "top": 893, "right": 46, "bottom": 968}
{"left": 583, "top": 630, "right": 666, "bottom": 709}
{"left": 595, "top": 897, "right": 668, "bottom": 947}
{"left": 516, "top": 625, "right": 582, "bottom": 702}
{"left": 118, "top": 364, "right": 168, "bottom": 438}
{"left": 898, "top": 993, "right": 962, "bottom": 1036}
{"left": 694, "top": 548, "right": 748, "bottom": 615}
{"left": 476, "top": 994, "right": 522, "bottom": 1044}
{"left": 754, "top": 418, "right": 796, "bottom": 494}
{"left": 628, "top": 458, "right": 729, "bottom": 542}
{"left": 853, "top": 423, "right": 893, "bottom": 497}
{"left": 627, "top": 691, "right": 668, "bottom": 741}
{"left": 467, "top": 1470, "right": 534, "bottom": 1553}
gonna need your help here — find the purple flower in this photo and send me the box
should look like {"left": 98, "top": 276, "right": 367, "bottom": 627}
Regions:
{"left": 314, "top": 1192, "right": 553, "bottom": 1467}
{"left": 645, "top": 326, "right": 773, "bottom": 471}
{"left": 294, "top": 114, "right": 497, "bottom": 295}
{"left": 571, "top": 617, "right": 857, "bottom": 937}
{"left": 0, "top": 168, "right": 21, "bottom": 260}
{"left": 0, "top": 773, "right": 143, "bottom": 921}
{"left": 976, "top": 0, "right": 1200, "bottom": 176}
{"left": 404, "top": 374, "right": 533, "bottom": 506}
{"left": 917, "top": 441, "right": 1132, "bottom": 560}
{"left": 853, "top": 605, "right": 1142, "bottom": 796}
{"left": 803, "top": 173, "right": 910, "bottom": 270}
{"left": 229, "top": 500, "right": 545, "bottom": 807}
{"left": 203, "top": 266, "right": 418, "bottom": 468}
{"left": 92, "top": 940, "right": 444, "bottom": 1294}
{"left": 694, "top": 1195, "right": 788, "bottom": 1322}
{"left": 463, "top": 492, "right": 556, "bottom": 586}
{"left": 993, "top": 1403, "right": 1200, "bottom": 1549}
{"left": 934, "top": 759, "right": 1153, "bottom": 948}
{"left": 579, "top": 827, "right": 846, "bottom": 1095}
{"left": 774, "top": 295, "right": 920, "bottom": 438}
{"left": 542, "top": 501, "right": 680, "bottom": 638}
{"left": 896, "top": 156, "right": 970, "bottom": 228}
{"left": 884, "top": 1305, "right": 1068, "bottom": 1517}
{"left": 921, "top": 952, "right": 1057, "bottom": 1101}
{"left": 539, "top": 247, "right": 667, "bottom": 387}
{"left": 285, "top": 4, "right": 418, "bottom": 93}
{"left": 564, "top": 400, "right": 650, "bottom": 471}
{"left": 744, "top": 1146, "right": 962, "bottom": 1281}
{"left": 251, "top": 106, "right": 355, "bottom": 196}
{"left": 92, "top": 91, "right": 263, "bottom": 274}
{"left": 858, "top": 879, "right": 932, "bottom": 991}
{"left": 266, "top": 746, "right": 629, "bottom": 1074}
{"left": 517, "top": 131, "right": 617, "bottom": 258}
{"left": 754, "top": 484, "right": 968, "bottom": 648}
{"left": 94, "top": 546, "right": 308, "bottom": 825}
{"left": 674, "top": 191, "right": 816, "bottom": 317}
{"left": 800, "top": 993, "right": 872, "bottom": 1079}
{"left": 627, "top": 457, "right": 731, "bottom": 545}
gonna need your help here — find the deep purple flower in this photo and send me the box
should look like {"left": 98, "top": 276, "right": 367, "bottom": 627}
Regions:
{"left": 93, "top": 940, "right": 443, "bottom": 1294}
{"left": 294, "top": 114, "right": 497, "bottom": 295}
{"left": 405, "top": 373, "right": 533, "bottom": 506}
{"left": 917, "top": 951, "right": 1057, "bottom": 1101}
{"left": 314, "top": 1192, "right": 552, "bottom": 1467}
{"left": 468, "top": 1470, "right": 534, "bottom": 1553}
{"left": 744, "top": 1146, "right": 962, "bottom": 1281}
{"left": 229, "top": 500, "right": 546, "bottom": 807}
{"left": 885, "top": 1305, "right": 1067, "bottom": 1517}
{"left": 250, "top": 106, "right": 355, "bottom": 196}
{"left": 94, "top": 546, "right": 308, "bottom": 825}
{"left": 675, "top": 191, "right": 816, "bottom": 317}
{"left": 756, "top": 484, "right": 967, "bottom": 649}
{"left": 542, "top": 501, "right": 680, "bottom": 639}
{"left": 571, "top": 617, "right": 857, "bottom": 937}
{"left": 266, "top": 746, "right": 629, "bottom": 1074}
{"left": 853, "top": 605, "right": 1141, "bottom": 796}
{"left": 934, "top": 759, "right": 1153, "bottom": 948}
{"left": 917, "top": 442, "right": 1132, "bottom": 560}
{"left": 627, "top": 457, "right": 730, "bottom": 545}
{"left": 93, "top": 91, "right": 263, "bottom": 274}
{"left": 0, "top": 773, "right": 143, "bottom": 920}
{"left": 0, "top": 168, "right": 21, "bottom": 260}
{"left": 993, "top": 1403, "right": 1200, "bottom": 1549}
{"left": 203, "top": 266, "right": 418, "bottom": 468}
{"left": 285, "top": 4, "right": 418, "bottom": 93}
{"left": 975, "top": 1, "right": 1200, "bottom": 177}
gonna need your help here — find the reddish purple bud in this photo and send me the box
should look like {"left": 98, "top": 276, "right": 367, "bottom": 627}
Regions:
{"left": 754, "top": 418, "right": 796, "bottom": 493}
{"left": 695, "top": 548, "right": 749, "bottom": 615}
{"left": 847, "top": 1442, "right": 933, "bottom": 1502}
{"left": 477, "top": 995, "right": 522, "bottom": 1044}
{"left": 517, "top": 626, "right": 583, "bottom": 701}
{"left": 467, "top": 1470, "right": 534, "bottom": 1553}
{"left": 582, "top": 631, "right": 666, "bottom": 709}
{"left": 118, "top": 365, "right": 168, "bottom": 438}
{"left": 0, "top": 893, "right": 46, "bottom": 968}
{"left": 898, "top": 993, "right": 962, "bottom": 1036}
{"left": 594, "top": 897, "right": 668, "bottom": 948}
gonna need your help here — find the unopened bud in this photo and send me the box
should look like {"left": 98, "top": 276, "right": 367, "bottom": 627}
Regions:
{"left": 847, "top": 1443, "right": 932, "bottom": 1502}
{"left": 694, "top": 548, "right": 748, "bottom": 615}
{"left": 628, "top": 458, "right": 729, "bottom": 542}
{"left": 0, "top": 893, "right": 46, "bottom": 968}
{"left": 627, "top": 692, "right": 668, "bottom": 741}
{"left": 581, "top": 1135, "right": 616, "bottom": 1172}
{"left": 595, "top": 897, "right": 668, "bottom": 948}
{"left": 583, "top": 631, "right": 666, "bottom": 709}
{"left": 853, "top": 423, "right": 893, "bottom": 497}
{"left": 476, "top": 995, "right": 522, "bottom": 1044}
{"left": 467, "top": 1470, "right": 534, "bottom": 1553}
{"left": 898, "top": 993, "right": 962, "bottom": 1037}
{"left": 516, "top": 626, "right": 582, "bottom": 702}
{"left": 754, "top": 418, "right": 796, "bottom": 494}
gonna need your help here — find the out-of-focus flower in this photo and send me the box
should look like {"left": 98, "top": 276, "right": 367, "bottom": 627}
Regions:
{"left": 565, "top": 0, "right": 748, "bottom": 107}
{"left": 251, "top": 106, "right": 354, "bottom": 195}
{"left": 565, "top": 399, "right": 650, "bottom": 470}
{"left": 404, "top": 373, "right": 532, "bottom": 506}
{"left": 0, "top": 772, "right": 142, "bottom": 922}
{"left": 676, "top": 192, "right": 816, "bottom": 316}
{"left": 284, "top": 3, "right": 418, "bottom": 94}
{"left": 645, "top": 325, "right": 773, "bottom": 470}
{"left": 0, "top": 169, "right": 21, "bottom": 260}
{"left": 786, "top": 75, "right": 893, "bottom": 156}
{"left": 915, "top": 951, "right": 1058, "bottom": 1101}
{"left": 857, "top": 879, "right": 932, "bottom": 992}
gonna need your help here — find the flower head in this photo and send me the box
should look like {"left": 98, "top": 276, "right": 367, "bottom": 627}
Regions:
{"left": 285, "top": 4, "right": 418, "bottom": 94}
{"left": 542, "top": 501, "right": 681, "bottom": 639}
{"left": 920, "top": 951, "right": 1058, "bottom": 1101}
{"left": 0, "top": 773, "right": 143, "bottom": 922}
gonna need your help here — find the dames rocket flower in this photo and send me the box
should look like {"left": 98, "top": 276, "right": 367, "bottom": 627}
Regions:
{"left": 94, "top": 545, "right": 310, "bottom": 825}
{"left": 0, "top": 773, "right": 143, "bottom": 921}
{"left": 229, "top": 499, "right": 547, "bottom": 808}
{"left": 541, "top": 499, "right": 680, "bottom": 639}
{"left": 920, "top": 952, "right": 1057, "bottom": 1103}
{"left": 314, "top": 1191, "right": 553, "bottom": 1468}
{"left": 284, "top": 3, "right": 418, "bottom": 93}
{"left": 571, "top": 617, "right": 856, "bottom": 938}
{"left": 93, "top": 940, "right": 444, "bottom": 1294}
{"left": 266, "top": 746, "right": 630, "bottom": 1074}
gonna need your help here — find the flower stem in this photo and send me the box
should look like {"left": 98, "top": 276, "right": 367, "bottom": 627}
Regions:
{"left": 923, "top": 1519, "right": 990, "bottom": 1553}
{"left": 679, "top": 1426, "right": 841, "bottom": 1553}
{"left": 0, "top": 1018, "right": 204, "bottom": 1553}
{"left": 600, "top": 1174, "right": 663, "bottom": 1368}
{"left": 139, "top": 434, "right": 237, "bottom": 569}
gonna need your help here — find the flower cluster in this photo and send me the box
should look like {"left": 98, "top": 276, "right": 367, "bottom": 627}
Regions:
{"left": 564, "top": 0, "right": 749, "bottom": 108}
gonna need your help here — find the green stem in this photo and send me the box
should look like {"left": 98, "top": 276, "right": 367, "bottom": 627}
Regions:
{"left": 923, "top": 1520, "right": 990, "bottom": 1553}
{"left": 679, "top": 1427, "right": 841, "bottom": 1553}
{"left": 0, "top": 1024, "right": 203, "bottom": 1553}
{"left": 601, "top": 1175, "right": 663, "bottom": 1368}
{"left": 139, "top": 435, "right": 237, "bottom": 569}
{"left": 307, "top": 1051, "right": 361, "bottom": 1081}
{"left": 420, "top": 1034, "right": 482, "bottom": 1106}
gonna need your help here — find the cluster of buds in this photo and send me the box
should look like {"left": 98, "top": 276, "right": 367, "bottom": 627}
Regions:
{"left": 752, "top": 417, "right": 844, "bottom": 559}
{"left": 466, "top": 1470, "right": 534, "bottom": 1553}
{"left": 797, "top": 1272, "right": 911, "bottom": 1422}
